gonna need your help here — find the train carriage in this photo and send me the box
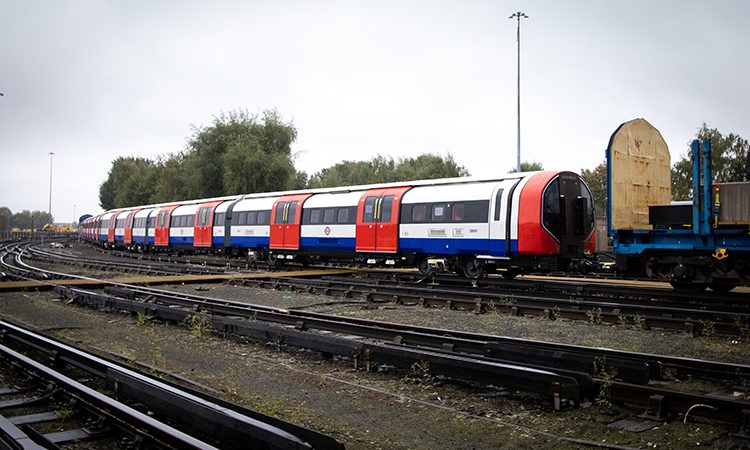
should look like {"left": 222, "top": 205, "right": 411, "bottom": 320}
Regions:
{"left": 300, "top": 191, "right": 362, "bottom": 255}
{"left": 114, "top": 210, "right": 129, "bottom": 244}
{"left": 122, "top": 208, "right": 141, "bottom": 246}
{"left": 131, "top": 207, "right": 157, "bottom": 249}
{"left": 169, "top": 203, "right": 199, "bottom": 248}
{"left": 84, "top": 170, "right": 596, "bottom": 278}
{"left": 227, "top": 196, "right": 276, "bottom": 252}
{"left": 98, "top": 212, "right": 114, "bottom": 243}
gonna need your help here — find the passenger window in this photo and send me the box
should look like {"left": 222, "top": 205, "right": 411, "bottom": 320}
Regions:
{"left": 275, "top": 203, "right": 286, "bottom": 224}
{"left": 494, "top": 189, "right": 504, "bottom": 221}
{"left": 543, "top": 180, "right": 563, "bottom": 240}
{"left": 337, "top": 208, "right": 349, "bottom": 224}
{"left": 324, "top": 208, "right": 335, "bottom": 223}
{"left": 431, "top": 204, "right": 446, "bottom": 222}
{"left": 288, "top": 202, "right": 298, "bottom": 223}
{"left": 247, "top": 211, "right": 257, "bottom": 225}
{"left": 310, "top": 209, "right": 321, "bottom": 224}
{"left": 258, "top": 210, "right": 269, "bottom": 225}
{"left": 451, "top": 203, "right": 465, "bottom": 222}
{"left": 381, "top": 196, "right": 394, "bottom": 222}
{"left": 363, "top": 197, "right": 377, "bottom": 223}
{"left": 412, "top": 204, "right": 427, "bottom": 222}
{"left": 187, "top": 215, "right": 195, "bottom": 227}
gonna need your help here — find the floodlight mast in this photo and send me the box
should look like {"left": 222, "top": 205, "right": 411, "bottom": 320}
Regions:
{"left": 509, "top": 11, "right": 528, "bottom": 173}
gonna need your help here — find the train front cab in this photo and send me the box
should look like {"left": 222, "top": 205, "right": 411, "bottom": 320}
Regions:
{"left": 517, "top": 171, "right": 595, "bottom": 271}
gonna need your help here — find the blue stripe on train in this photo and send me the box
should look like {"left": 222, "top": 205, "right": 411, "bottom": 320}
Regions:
{"left": 229, "top": 236, "right": 270, "bottom": 248}
{"left": 398, "top": 237, "right": 517, "bottom": 257}
{"left": 300, "top": 237, "right": 356, "bottom": 252}
{"left": 170, "top": 236, "right": 194, "bottom": 247}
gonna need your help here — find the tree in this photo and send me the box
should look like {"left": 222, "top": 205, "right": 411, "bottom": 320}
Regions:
{"left": 153, "top": 152, "right": 189, "bottom": 203}
{"left": 184, "top": 109, "right": 299, "bottom": 198}
{"left": 307, "top": 153, "right": 469, "bottom": 189}
{"left": 11, "top": 210, "right": 54, "bottom": 230}
{"left": 394, "top": 154, "right": 469, "bottom": 181}
{"left": 509, "top": 161, "right": 543, "bottom": 173}
{"left": 671, "top": 124, "right": 749, "bottom": 200}
{"left": 98, "top": 157, "right": 158, "bottom": 209}
{"left": 580, "top": 160, "right": 607, "bottom": 218}
{"left": 0, "top": 207, "right": 11, "bottom": 232}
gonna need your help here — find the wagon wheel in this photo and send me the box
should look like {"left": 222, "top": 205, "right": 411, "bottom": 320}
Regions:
{"left": 461, "top": 258, "right": 485, "bottom": 279}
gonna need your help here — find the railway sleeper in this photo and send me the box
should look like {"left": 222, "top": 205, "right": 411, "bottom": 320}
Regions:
{"left": 64, "top": 286, "right": 585, "bottom": 410}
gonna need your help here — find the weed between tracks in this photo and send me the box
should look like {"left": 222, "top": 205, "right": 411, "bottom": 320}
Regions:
{"left": 185, "top": 314, "right": 213, "bottom": 338}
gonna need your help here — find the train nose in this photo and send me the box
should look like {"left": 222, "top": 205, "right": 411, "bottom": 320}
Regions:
{"left": 543, "top": 172, "right": 595, "bottom": 258}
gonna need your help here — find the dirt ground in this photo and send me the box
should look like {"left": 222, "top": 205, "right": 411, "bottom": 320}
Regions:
{"left": 1, "top": 278, "right": 748, "bottom": 449}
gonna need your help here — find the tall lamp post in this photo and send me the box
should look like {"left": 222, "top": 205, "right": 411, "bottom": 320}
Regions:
{"left": 509, "top": 11, "right": 528, "bottom": 173}
{"left": 48, "top": 152, "right": 55, "bottom": 219}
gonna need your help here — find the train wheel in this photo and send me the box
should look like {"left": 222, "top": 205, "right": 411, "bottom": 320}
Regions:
{"left": 417, "top": 257, "right": 434, "bottom": 276}
{"left": 461, "top": 258, "right": 485, "bottom": 279}
{"left": 267, "top": 253, "right": 281, "bottom": 268}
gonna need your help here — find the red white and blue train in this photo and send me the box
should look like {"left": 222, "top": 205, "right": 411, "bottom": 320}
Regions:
{"left": 79, "top": 172, "right": 596, "bottom": 277}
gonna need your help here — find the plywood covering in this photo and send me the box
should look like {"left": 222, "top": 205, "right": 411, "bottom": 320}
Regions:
{"left": 609, "top": 118, "right": 671, "bottom": 230}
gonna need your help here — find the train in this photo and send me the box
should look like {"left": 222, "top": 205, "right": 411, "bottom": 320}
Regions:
{"left": 80, "top": 171, "right": 597, "bottom": 278}
{"left": 607, "top": 119, "right": 750, "bottom": 292}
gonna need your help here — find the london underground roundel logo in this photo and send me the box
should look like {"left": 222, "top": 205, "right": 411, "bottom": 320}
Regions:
{"left": 324, "top": 226, "right": 331, "bottom": 236}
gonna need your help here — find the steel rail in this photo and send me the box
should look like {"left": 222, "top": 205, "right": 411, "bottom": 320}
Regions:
{"left": 95, "top": 283, "right": 750, "bottom": 382}
{"left": 54, "top": 283, "right": 750, "bottom": 425}
{"left": 0, "top": 319, "right": 343, "bottom": 450}
{"left": 26, "top": 244, "right": 232, "bottom": 276}
{"left": 233, "top": 276, "right": 750, "bottom": 336}
{"left": 371, "top": 271, "right": 750, "bottom": 306}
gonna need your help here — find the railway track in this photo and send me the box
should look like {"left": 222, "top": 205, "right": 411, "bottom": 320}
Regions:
{"left": 5, "top": 240, "right": 750, "bottom": 337}
{"left": 234, "top": 274, "right": 750, "bottom": 337}
{"left": 54, "top": 282, "right": 750, "bottom": 426}
{"left": 1, "top": 240, "right": 243, "bottom": 280}
{"left": 0, "top": 319, "right": 343, "bottom": 449}
{"left": 3, "top": 238, "right": 750, "bottom": 436}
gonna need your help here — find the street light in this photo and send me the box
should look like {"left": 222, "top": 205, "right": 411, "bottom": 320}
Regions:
{"left": 509, "top": 11, "right": 528, "bottom": 173}
{"left": 48, "top": 152, "right": 54, "bottom": 218}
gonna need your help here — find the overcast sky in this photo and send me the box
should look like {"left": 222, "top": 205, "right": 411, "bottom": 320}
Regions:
{"left": 1, "top": 0, "right": 748, "bottom": 222}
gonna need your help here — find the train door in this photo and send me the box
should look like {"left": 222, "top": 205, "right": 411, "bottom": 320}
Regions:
{"left": 107, "top": 211, "right": 122, "bottom": 243}
{"left": 124, "top": 209, "right": 140, "bottom": 245}
{"left": 488, "top": 179, "right": 522, "bottom": 256}
{"left": 194, "top": 201, "right": 222, "bottom": 248}
{"left": 270, "top": 194, "right": 311, "bottom": 250}
{"left": 355, "top": 187, "right": 411, "bottom": 253}
{"left": 222, "top": 198, "right": 243, "bottom": 249}
{"left": 154, "top": 206, "right": 178, "bottom": 247}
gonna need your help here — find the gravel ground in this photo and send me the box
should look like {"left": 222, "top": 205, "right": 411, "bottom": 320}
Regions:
{"left": 0, "top": 285, "right": 746, "bottom": 449}
{"left": 1, "top": 241, "right": 748, "bottom": 449}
